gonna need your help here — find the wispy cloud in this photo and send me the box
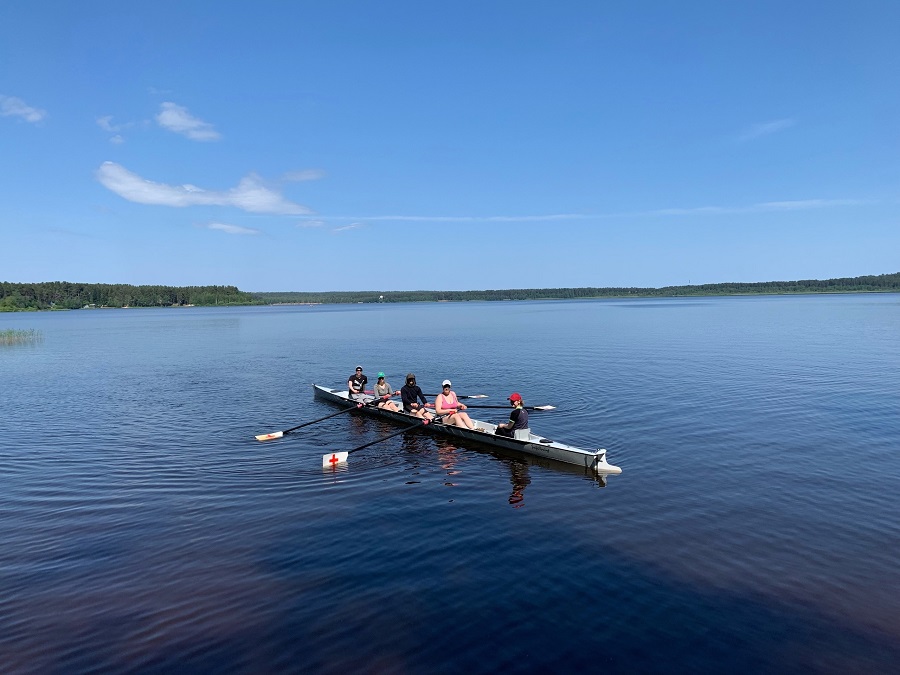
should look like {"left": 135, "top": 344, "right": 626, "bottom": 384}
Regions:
{"left": 298, "top": 198, "right": 866, "bottom": 225}
{"left": 333, "top": 223, "right": 364, "bottom": 232}
{"left": 109, "top": 134, "right": 125, "bottom": 145}
{"left": 738, "top": 118, "right": 796, "bottom": 142}
{"left": 156, "top": 102, "right": 220, "bottom": 141}
{"left": 754, "top": 199, "right": 861, "bottom": 211}
{"left": 97, "top": 115, "right": 129, "bottom": 133}
{"left": 303, "top": 213, "right": 593, "bottom": 223}
{"left": 283, "top": 169, "right": 325, "bottom": 182}
{"left": 205, "top": 222, "right": 260, "bottom": 235}
{"left": 297, "top": 220, "right": 325, "bottom": 228}
{"left": 96, "top": 162, "right": 312, "bottom": 215}
{"left": 642, "top": 199, "right": 866, "bottom": 217}
{"left": 0, "top": 94, "right": 47, "bottom": 123}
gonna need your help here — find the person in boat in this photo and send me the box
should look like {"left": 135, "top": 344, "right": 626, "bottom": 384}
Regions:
{"left": 373, "top": 372, "right": 400, "bottom": 411}
{"left": 348, "top": 366, "right": 368, "bottom": 400}
{"left": 495, "top": 392, "right": 529, "bottom": 437}
{"left": 400, "top": 373, "right": 433, "bottom": 419}
{"left": 434, "top": 379, "right": 477, "bottom": 430}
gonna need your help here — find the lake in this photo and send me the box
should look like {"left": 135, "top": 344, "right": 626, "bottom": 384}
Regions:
{"left": 1, "top": 295, "right": 899, "bottom": 673}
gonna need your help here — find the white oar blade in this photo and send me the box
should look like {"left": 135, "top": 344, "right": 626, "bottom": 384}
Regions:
{"left": 323, "top": 451, "right": 349, "bottom": 467}
{"left": 534, "top": 405, "right": 556, "bottom": 410}
{"left": 467, "top": 394, "right": 488, "bottom": 399}
{"left": 256, "top": 431, "right": 284, "bottom": 442}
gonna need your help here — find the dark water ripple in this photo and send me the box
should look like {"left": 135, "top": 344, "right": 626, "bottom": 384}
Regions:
{"left": 1, "top": 297, "right": 899, "bottom": 672}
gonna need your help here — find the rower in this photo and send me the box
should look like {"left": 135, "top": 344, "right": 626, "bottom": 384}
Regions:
{"left": 494, "top": 392, "right": 529, "bottom": 438}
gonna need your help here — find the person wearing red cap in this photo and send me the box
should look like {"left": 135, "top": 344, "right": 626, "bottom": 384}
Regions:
{"left": 495, "top": 392, "right": 529, "bottom": 437}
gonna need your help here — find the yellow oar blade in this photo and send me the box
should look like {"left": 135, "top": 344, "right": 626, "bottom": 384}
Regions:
{"left": 323, "top": 451, "right": 349, "bottom": 467}
{"left": 256, "top": 431, "right": 284, "bottom": 442}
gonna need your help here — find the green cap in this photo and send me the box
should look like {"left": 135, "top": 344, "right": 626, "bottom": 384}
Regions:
{"left": 377, "top": 372, "right": 385, "bottom": 378}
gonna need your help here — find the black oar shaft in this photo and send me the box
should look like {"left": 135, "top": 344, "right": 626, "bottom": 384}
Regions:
{"left": 462, "top": 404, "right": 550, "bottom": 411}
{"left": 282, "top": 403, "right": 362, "bottom": 434}
{"left": 347, "top": 420, "right": 427, "bottom": 454}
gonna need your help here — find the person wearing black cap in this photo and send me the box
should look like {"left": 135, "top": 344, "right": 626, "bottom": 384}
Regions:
{"left": 495, "top": 392, "right": 529, "bottom": 437}
{"left": 348, "top": 366, "right": 368, "bottom": 400}
{"left": 400, "top": 373, "right": 432, "bottom": 419}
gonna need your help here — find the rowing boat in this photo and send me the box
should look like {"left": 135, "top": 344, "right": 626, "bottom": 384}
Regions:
{"left": 313, "top": 384, "right": 622, "bottom": 474}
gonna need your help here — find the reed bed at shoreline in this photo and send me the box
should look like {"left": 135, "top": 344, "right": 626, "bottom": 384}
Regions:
{"left": 0, "top": 328, "right": 43, "bottom": 345}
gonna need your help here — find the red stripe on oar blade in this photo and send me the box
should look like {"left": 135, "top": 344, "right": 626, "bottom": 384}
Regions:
{"left": 323, "top": 452, "right": 349, "bottom": 467}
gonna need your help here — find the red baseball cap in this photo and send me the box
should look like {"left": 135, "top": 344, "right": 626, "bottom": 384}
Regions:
{"left": 508, "top": 392, "right": 522, "bottom": 402}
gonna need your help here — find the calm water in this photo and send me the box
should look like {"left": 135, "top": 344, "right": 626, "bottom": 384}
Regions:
{"left": 1, "top": 296, "right": 899, "bottom": 673}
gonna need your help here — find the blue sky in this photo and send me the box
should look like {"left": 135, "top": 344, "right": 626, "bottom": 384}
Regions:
{"left": 1, "top": 1, "right": 897, "bottom": 292}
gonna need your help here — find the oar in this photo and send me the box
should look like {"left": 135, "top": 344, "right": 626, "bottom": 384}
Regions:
{"left": 256, "top": 397, "right": 391, "bottom": 441}
{"left": 462, "top": 404, "right": 556, "bottom": 411}
{"left": 422, "top": 393, "right": 488, "bottom": 399}
{"left": 323, "top": 415, "right": 444, "bottom": 467}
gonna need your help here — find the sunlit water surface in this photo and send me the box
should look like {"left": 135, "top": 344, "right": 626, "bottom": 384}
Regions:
{"left": 1, "top": 296, "right": 899, "bottom": 673}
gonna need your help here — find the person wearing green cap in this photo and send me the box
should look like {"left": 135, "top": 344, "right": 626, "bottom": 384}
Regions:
{"left": 373, "top": 372, "right": 400, "bottom": 411}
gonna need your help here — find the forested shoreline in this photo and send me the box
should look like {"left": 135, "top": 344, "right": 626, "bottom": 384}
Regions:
{"left": 254, "top": 272, "right": 900, "bottom": 304}
{"left": 0, "top": 282, "right": 258, "bottom": 311}
{"left": 2, "top": 273, "right": 899, "bottom": 311}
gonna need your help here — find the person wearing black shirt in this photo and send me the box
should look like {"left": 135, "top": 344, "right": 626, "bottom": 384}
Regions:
{"left": 400, "top": 373, "right": 433, "bottom": 419}
{"left": 348, "top": 366, "right": 367, "bottom": 400}
{"left": 495, "top": 392, "right": 529, "bottom": 437}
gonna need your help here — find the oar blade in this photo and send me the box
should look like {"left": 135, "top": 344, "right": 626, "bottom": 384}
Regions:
{"left": 465, "top": 394, "right": 488, "bottom": 399}
{"left": 533, "top": 405, "right": 556, "bottom": 411}
{"left": 323, "top": 451, "right": 349, "bottom": 467}
{"left": 256, "top": 431, "right": 284, "bottom": 442}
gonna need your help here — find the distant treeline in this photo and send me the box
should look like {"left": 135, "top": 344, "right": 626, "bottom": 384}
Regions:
{"left": 254, "top": 272, "right": 900, "bottom": 304}
{"left": 0, "top": 282, "right": 259, "bottom": 311}
{"left": 3, "top": 273, "right": 899, "bottom": 311}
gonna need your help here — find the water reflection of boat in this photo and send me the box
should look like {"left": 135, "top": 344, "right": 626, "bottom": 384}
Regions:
{"left": 313, "top": 384, "right": 622, "bottom": 475}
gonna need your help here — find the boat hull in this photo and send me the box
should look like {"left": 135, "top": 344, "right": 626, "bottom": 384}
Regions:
{"left": 313, "top": 385, "right": 622, "bottom": 474}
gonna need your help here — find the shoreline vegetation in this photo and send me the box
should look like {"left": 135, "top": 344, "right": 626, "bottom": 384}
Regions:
{"left": 0, "top": 329, "right": 43, "bottom": 345}
{"left": 1, "top": 273, "right": 899, "bottom": 311}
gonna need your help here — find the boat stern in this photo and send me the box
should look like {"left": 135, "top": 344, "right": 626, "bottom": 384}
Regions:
{"left": 593, "top": 448, "right": 622, "bottom": 474}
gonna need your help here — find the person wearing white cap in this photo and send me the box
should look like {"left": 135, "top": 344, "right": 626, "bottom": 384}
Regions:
{"left": 347, "top": 366, "right": 367, "bottom": 400}
{"left": 434, "top": 379, "right": 478, "bottom": 430}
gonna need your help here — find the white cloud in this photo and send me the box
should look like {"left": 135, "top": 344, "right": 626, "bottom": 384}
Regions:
{"left": 311, "top": 199, "right": 866, "bottom": 224}
{"left": 283, "top": 169, "right": 325, "bottom": 182}
{"left": 0, "top": 94, "right": 46, "bottom": 123}
{"left": 205, "top": 222, "right": 260, "bottom": 235}
{"left": 738, "top": 118, "right": 796, "bottom": 142}
{"left": 156, "top": 102, "right": 220, "bottom": 141}
{"left": 755, "top": 199, "right": 862, "bottom": 211}
{"left": 333, "top": 223, "right": 364, "bottom": 232}
{"left": 96, "top": 162, "right": 312, "bottom": 215}
{"left": 97, "top": 115, "right": 136, "bottom": 133}
{"left": 109, "top": 135, "right": 125, "bottom": 145}
{"left": 297, "top": 220, "right": 325, "bottom": 227}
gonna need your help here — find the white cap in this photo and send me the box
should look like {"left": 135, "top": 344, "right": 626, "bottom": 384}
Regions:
{"left": 442, "top": 379, "right": 452, "bottom": 387}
